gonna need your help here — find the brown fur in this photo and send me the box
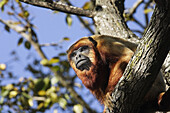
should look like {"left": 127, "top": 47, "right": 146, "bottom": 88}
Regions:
{"left": 67, "top": 35, "right": 166, "bottom": 112}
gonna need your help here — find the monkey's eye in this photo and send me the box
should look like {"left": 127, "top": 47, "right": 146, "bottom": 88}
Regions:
{"left": 70, "top": 52, "right": 76, "bottom": 58}
{"left": 80, "top": 46, "right": 89, "bottom": 52}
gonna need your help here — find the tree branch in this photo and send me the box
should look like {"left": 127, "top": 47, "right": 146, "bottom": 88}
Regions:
{"left": 0, "top": 19, "right": 47, "bottom": 59}
{"left": 19, "top": 0, "right": 95, "bottom": 18}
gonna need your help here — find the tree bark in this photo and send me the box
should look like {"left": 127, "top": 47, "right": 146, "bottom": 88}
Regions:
{"left": 93, "top": 0, "right": 139, "bottom": 42}
{"left": 103, "top": 0, "right": 170, "bottom": 112}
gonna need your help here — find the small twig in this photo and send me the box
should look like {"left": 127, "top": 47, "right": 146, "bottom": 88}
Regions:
{"left": 131, "top": 29, "right": 143, "bottom": 35}
{"left": 77, "top": 16, "right": 94, "bottom": 35}
{"left": 64, "top": 0, "right": 94, "bottom": 35}
{"left": 40, "top": 42, "right": 59, "bottom": 47}
{"left": 127, "top": 0, "right": 144, "bottom": 17}
{"left": 19, "top": 0, "right": 95, "bottom": 18}
{"left": 144, "top": 0, "right": 153, "bottom": 27}
{"left": 133, "top": 17, "right": 145, "bottom": 29}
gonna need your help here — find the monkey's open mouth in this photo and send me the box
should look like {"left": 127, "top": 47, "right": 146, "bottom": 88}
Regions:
{"left": 76, "top": 59, "right": 87, "bottom": 68}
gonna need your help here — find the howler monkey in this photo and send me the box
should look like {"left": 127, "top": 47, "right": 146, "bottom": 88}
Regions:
{"left": 67, "top": 35, "right": 166, "bottom": 112}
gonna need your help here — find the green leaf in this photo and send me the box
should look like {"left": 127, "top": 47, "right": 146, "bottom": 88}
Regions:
{"left": 64, "top": 94, "right": 70, "bottom": 100}
{"left": 18, "top": 37, "right": 23, "bottom": 46}
{"left": 38, "top": 90, "right": 46, "bottom": 96}
{"left": 59, "top": 53, "right": 67, "bottom": 56}
{"left": 58, "top": 98, "right": 67, "bottom": 109}
{"left": 37, "top": 102, "right": 44, "bottom": 110}
{"left": 66, "top": 15, "right": 72, "bottom": 26}
{"left": 83, "top": 2, "right": 92, "bottom": 10}
{"left": 51, "top": 65, "right": 60, "bottom": 72}
{"left": 28, "top": 98, "right": 33, "bottom": 107}
{"left": 9, "top": 90, "right": 18, "bottom": 98}
{"left": 0, "top": 0, "right": 8, "bottom": 11}
{"left": 40, "top": 59, "right": 49, "bottom": 66}
{"left": 1, "top": 90, "right": 9, "bottom": 97}
{"left": 24, "top": 11, "right": 29, "bottom": 18}
{"left": 50, "top": 92, "right": 57, "bottom": 102}
{"left": 0, "top": 63, "right": 6, "bottom": 70}
{"left": 73, "top": 104, "right": 83, "bottom": 113}
{"left": 24, "top": 41, "right": 31, "bottom": 49}
{"left": 144, "top": 8, "right": 153, "bottom": 14}
{"left": 5, "top": 84, "right": 14, "bottom": 90}
{"left": 49, "top": 57, "right": 60, "bottom": 64}
{"left": 4, "top": 25, "right": 10, "bottom": 32}
{"left": 43, "top": 77, "right": 51, "bottom": 90}
{"left": 51, "top": 76, "right": 59, "bottom": 85}
{"left": 0, "top": 97, "right": 4, "bottom": 104}
{"left": 44, "top": 98, "right": 51, "bottom": 107}
{"left": 63, "top": 37, "right": 70, "bottom": 41}
{"left": 22, "top": 92, "right": 31, "bottom": 99}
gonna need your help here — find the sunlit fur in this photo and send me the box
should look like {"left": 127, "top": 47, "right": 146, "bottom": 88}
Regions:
{"left": 67, "top": 35, "right": 165, "bottom": 112}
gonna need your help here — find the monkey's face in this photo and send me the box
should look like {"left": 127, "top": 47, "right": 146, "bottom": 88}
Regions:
{"left": 69, "top": 45, "right": 92, "bottom": 71}
{"left": 67, "top": 37, "right": 99, "bottom": 73}
{"left": 67, "top": 37, "right": 105, "bottom": 90}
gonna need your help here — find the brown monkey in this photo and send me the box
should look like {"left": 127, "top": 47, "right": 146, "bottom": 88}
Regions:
{"left": 67, "top": 35, "right": 166, "bottom": 112}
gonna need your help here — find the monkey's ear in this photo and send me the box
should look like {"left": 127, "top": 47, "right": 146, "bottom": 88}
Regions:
{"left": 88, "top": 37, "right": 97, "bottom": 47}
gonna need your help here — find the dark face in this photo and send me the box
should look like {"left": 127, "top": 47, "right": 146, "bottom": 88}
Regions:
{"left": 70, "top": 46, "right": 92, "bottom": 71}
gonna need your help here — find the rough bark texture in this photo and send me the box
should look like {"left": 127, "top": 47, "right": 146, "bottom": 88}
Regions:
{"left": 103, "top": 0, "right": 170, "bottom": 113}
{"left": 93, "top": 0, "right": 139, "bottom": 42}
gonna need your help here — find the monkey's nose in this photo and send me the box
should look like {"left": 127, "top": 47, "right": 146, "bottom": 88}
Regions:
{"left": 76, "top": 54, "right": 81, "bottom": 60}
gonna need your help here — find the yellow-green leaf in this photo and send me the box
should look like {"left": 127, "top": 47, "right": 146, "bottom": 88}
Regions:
{"left": 73, "top": 104, "right": 83, "bottom": 113}
{"left": 0, "top": 0, "right": 8, "bottom": 9}
{"left": 5, "top": 84, "right": 13, "bottom": 90}
{"left": 28, "top": 98, "right": 33, "bottom": 107}
{"left": 1, "top": 90, "right": 9, "bottom": 97}
{"left": 49, "top": 57, "right": 59, "bottom": 64}
{"left": 64, "top": 94, "right": 70, "bottom": 100}
{"left": 144, "top": 8, "right": 153, "bottom": 14}
{"left": 50, "top": 92, "right": 57, "bottom": 102}
{"left": 40, "top": 59, "right": 49, "bottom": 66}
{"left": 51, "top": 76, "right": 59, "bottom": 85}
{"left": 22, "top": 92, "right": 31, "bottom": 98}
{"left": 24, "top": 11, "right": 29, "bottom": 18}
{"left": 9, "top": 91, "right": 18, "bottom": 98}
{"left": 58, "top": 98, "right": 67, "bottom": 109}
{"left": 83, "top": 2, "right": 92, "bottom": 10}
{"left": 66, "top": 15, "right": 72, "bottom": 26}
{"left": 44, "top": 98, "right": 51, "bottom": 107}
{"left": 38, "top": 90, "right": 46, "bottom": 96}
{"left": 0, "top": 63, "right": 6, "bottom": 70}
{"left": 0, "top": 97, "right": 4, "bottom": 104}
{"left": 51, "top": 65, "right": 60, "bottom": 72}
{"left": 37, "top": 103, "right": 44, "bottom": 109}
{"left": 15, "top": 0, "right": 19, "bottom": 3}
{"left": 63, "top": 37, "right": 70, "bottom": 41}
